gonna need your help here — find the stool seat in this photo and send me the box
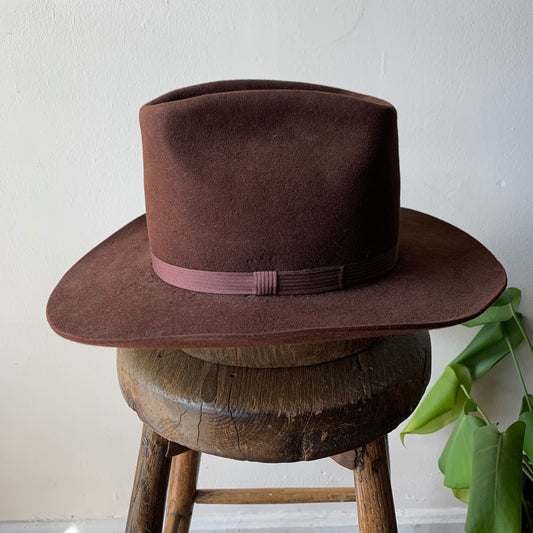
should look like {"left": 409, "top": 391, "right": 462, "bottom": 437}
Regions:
{"left": 117, "top": 332, "right": 430, "bottom": 463}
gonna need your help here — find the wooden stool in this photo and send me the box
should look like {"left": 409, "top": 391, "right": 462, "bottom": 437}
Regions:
{"left": 117, "top": 332, "right": 431, "bottom": 533}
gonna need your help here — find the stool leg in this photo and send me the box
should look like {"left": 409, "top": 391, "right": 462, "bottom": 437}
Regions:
{"left": 126, "top": 424, "right": 172, "bottom": 533}
{"left": 353, "top": 436, "right": 397, "bottom": 533}
{"left": 163, "top": 450, "right": 201, "bottom": 533}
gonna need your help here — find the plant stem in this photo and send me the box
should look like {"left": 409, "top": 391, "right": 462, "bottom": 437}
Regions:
{"left": 505, "top": 334, "right": 533, "bottom": 412}
{"left": 509, "top": 303, "right": 533, "bottom": 355}
{"left": 459, "top": 384, "right": 491, "bottom": 424}
{"left": 525, "top": 458, "right": 533, "bottom": 478}
{"left": 526, "top": 456, "right": 533, "bottom": 473}
{"left": 524, "top": 464, "right": 533, "bottom": 483}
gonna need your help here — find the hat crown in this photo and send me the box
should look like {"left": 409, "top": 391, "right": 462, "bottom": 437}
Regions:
{"left": 140, "top": 80, "right": 400, "bottom": 277}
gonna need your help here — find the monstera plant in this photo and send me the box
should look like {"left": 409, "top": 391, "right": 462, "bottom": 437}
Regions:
{"left": 401, "top": 288, "right": 533, "bottom": 533}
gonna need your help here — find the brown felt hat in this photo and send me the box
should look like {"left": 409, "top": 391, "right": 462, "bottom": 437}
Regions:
{"left": 47, "top": 80, "right": 506, "bottom": 348}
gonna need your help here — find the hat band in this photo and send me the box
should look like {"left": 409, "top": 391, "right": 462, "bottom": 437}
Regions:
{"left": 151, "top": 244, "right": 398, "bottom": 296}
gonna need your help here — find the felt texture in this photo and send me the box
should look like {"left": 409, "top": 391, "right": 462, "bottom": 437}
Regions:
{"left": 46, "top": 208, "right": 506, "bottom": 347}
{"left": 140, "top": 80, "right": 399, "bottom": 272}
{"left": 46, "top": 80, "right": 506, "bottom": 348}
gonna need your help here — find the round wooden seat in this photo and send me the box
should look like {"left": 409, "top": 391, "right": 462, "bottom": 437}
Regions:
{"left": 117, "top": 332, "right": 430, "bottom": 463}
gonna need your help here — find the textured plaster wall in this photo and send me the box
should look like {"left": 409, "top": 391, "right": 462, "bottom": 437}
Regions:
{"left": 1, "top": 0, "right": 533, "bottom": 523}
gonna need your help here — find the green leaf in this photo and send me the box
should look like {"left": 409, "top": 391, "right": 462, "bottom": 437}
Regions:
{"left": 401, "top": 364, "right": 471, "bottom": 444}
{"left": 463, "top": 288, "right": 521, "bottom": 327}
{"left": 452, "top": 315, "right": 525, "bottom": 380}
{"left": 520, "top": 394, "right": 533, "bottom": 415}
{"left": 519, "top": 410, "right": 533, "bottom": 460}
{"left": 519, "top": 395, "right": 533, "bottom": 459}
{"left": 465, "top": 422, "right": 525, "bottom": 533}
{"left": 453, "top": 488, "right": 470, "bottom": 503}
{"left": 493, "top": 287, "right": 521, "bottom": 306}
{"left": 438, "top": 400, "right": 486, "bottom": 490}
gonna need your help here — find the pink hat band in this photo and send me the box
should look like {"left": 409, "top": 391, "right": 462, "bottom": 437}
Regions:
{"left": 151, "top": 244, "right": 398, "bottom": 296}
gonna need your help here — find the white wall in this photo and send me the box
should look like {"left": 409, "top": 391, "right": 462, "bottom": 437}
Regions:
{"left": 1, "top": 0, "right": 533, "bottom": 527}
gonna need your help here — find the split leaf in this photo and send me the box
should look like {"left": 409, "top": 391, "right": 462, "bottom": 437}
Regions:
{"left": 520, "top": 394, "right": 533, "bottom": 416}
{"left": 465, "top": 422, "right": 525, "bottom": 533}
{"left": 438, "top": 400, "right": 486, "bottom": 490}
{"left": 401, "top": 364, "right": 471, "bottom": 444}
{"left": 518, "top": 410, "right": 533, "bottom": 460}
{"left": 452, "top": 315, "right": 525, "bottom": 380}
{"left": 463, "top": 287, "right": 521, "bottom": 327}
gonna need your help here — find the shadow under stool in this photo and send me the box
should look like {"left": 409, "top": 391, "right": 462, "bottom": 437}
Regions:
{"left": 117, "top": 331, "right": 431, "bottom": 533}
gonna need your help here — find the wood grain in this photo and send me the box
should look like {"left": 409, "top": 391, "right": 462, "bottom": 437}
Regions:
{"left": 117, "top": 332, "right": 430, "bottom": 463}
{"left": 331, "top": 449, "right": 359, "bottom": 470}
{"left": 163, "top": 450, "right": 201, "bottom": 533}
{"left": 194, "top": 487, "right": 356, "bottom": 504}
{"left": 353, "top": 436, "right": 397, "bottom": 533}
{"left": 125, "top": 424, "right": 171, "bottom": 533}
{"left": 181, "top": 337, "right": 375, "bottom": 368}
{"left": 166, "top": 441, "right": 189, "bottom": 458}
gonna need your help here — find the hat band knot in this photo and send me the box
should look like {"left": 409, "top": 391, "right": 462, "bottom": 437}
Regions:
{"left": 150, "top": 244, "right": 398, "bottom": 296}
{"left": 254, "top": 271, "right": 278, "bottom": 295}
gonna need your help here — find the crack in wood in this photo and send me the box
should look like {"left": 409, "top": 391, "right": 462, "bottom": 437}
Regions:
{"left": 227, "top": 376, "right": 242, "bottom": 455}
{"left": 196, "top": 402, "right": 203, "bottom": 447}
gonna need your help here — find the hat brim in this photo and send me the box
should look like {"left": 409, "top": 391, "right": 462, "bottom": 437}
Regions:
{"left": 46, "top": 208, "right": 506, "bottom": 348}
